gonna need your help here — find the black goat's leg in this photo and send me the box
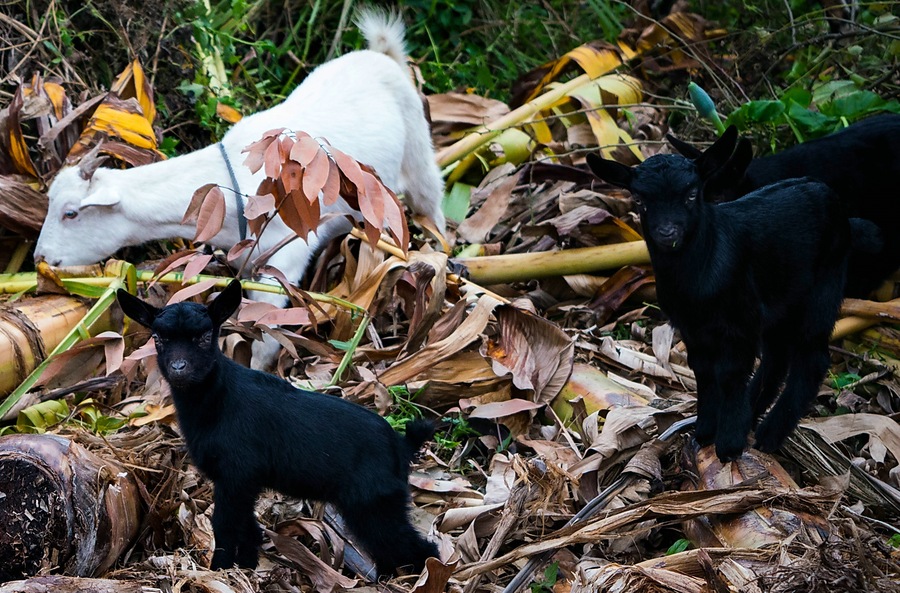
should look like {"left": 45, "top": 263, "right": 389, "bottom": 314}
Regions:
{"left": 754, "top": 336, "right": 830, "bottom": 453}
{"left": 211, "top": 483, "right": 260, "bottom": 570}
{"left": 748, "top": 333, "right": 792, "bottom": 422}
{"left": 340, "top": 492, "right": 437, "bottom": 578}
{"left": 712, "top": 342, "right": 756, "bottom": 462}
{"left": 688, "top": 350, "right": 720, "bottom": 447}
{"left": 235, "top": 501, "right": 264, "bottom": 569}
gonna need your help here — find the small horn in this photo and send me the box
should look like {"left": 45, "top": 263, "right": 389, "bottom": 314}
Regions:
{"left": 78, "top": 143, "right": 109, "bottom": 180}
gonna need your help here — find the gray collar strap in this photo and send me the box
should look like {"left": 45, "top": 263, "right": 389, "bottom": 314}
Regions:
{"left": 218, "top": 141, "right": 247, "bottom": 241}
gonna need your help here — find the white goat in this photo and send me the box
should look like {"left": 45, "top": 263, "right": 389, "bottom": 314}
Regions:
{"left": 35, "top": 9, "right": 446, "bottom": 369}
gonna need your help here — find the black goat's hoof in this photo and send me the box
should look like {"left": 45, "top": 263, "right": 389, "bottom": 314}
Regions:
{"left": 714, "top": 435, "right": 747, "bottom": 463}
{"left": 753, "top": 419, "right": 790, "bottom": 454}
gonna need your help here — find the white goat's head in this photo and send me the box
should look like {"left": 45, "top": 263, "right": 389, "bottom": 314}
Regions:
{"left": 35, "top": 165, "right": 130, "bottom": 266}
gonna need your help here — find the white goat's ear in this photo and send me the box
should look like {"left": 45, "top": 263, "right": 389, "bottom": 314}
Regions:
{"left": 79, "top": 190, "right": 121, "bottom": 209}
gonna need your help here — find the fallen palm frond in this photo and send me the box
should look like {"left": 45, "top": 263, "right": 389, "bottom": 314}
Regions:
{"left": 0, "top": 434, "right": 141, "bottom": 577}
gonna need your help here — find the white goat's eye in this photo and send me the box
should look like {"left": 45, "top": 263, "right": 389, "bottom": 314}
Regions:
{"left": 63, "top": 209, "right": 78, "bottom": 220}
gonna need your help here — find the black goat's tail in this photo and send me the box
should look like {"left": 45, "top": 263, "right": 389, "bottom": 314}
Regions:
{"left": 402, "top": 419, "right": 435, "bottom": 463}
{"left": 849, "top": 218, "right": 883, "bottom": 254}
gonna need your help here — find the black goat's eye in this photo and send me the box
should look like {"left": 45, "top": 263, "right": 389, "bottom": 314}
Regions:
{"left": 63, "top": 209, "right": 78, "bottom": 220}
{"left": 152, "top": 333, "right": 164, "bottom": 347}
{"left": 198, "top": 330, "right": 213, "bottom": 347}
{"left": 686, "top": 189, "right": 699, "bottom": 203}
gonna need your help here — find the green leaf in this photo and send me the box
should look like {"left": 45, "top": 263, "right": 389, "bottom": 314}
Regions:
{"left": 785, "top": 102, "right": 835, "bottom": 135}
{"left": 443, "top": 182, "right": 472, "bottom": 224}
{"left": 17, "top": 400, "right": 70, "bottom": 433}
{"left": 666, "top": 538, "right": 691, "bottom": 555}
{"left": 327, "top": 339, "right": 352, "bottom": 351}
{"left": 812, "top": 80, "right": 858, "bottom": 105}
{"left": 822, "top": 91, "right": 885, "bottom": 119}
{"left": 780, "top": 87, "right": 812, "bottom": 108}
{"left": 726, "top": 100, "right": 785, "bottom": 129}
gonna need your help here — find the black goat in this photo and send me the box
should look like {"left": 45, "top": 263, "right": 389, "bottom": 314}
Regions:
{"left": 116, "top": 281, "right": 438, "bottom": 576}
{"left": 587, "top": 133, "right": 879, "bottom": 461}
{"left": 668, "top": 114, "right": 900, "bottom": 296}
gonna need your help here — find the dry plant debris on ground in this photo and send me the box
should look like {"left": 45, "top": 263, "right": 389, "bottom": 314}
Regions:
{"left": 1, "top": 4, "right": 899, "bottom": 593}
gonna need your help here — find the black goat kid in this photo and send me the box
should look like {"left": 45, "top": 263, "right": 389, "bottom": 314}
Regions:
{"left": 668, "top": 114, "right": 900, "bottom": 296}
{"left": 587, "top": 135, "right": 874, "bottom": 461}
{"left": 116, "top": 281, "right": 438, "bottom": 576}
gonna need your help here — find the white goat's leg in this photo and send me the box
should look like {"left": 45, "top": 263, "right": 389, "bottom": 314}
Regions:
{"left": 247, "top": 238, "right": 316, "bottom": 371}
{"left": 399, "top": 96, "right": 446, "bottom": 233}
{"left": 247, "top": 279, "right": 290, "bottom": 371}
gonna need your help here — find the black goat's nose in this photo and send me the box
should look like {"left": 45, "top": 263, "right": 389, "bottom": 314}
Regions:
{"left": 658, "top": 225, "right": 677, "bottom": 238}
{"left": 170, "top": 359, "right": 187, "bottom": 372}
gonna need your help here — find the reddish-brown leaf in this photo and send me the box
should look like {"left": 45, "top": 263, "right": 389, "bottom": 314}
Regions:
{"left": 382, "top": 185, "right": 409, "bottom": 250}
{"left": 242, "top": 136, "right": 274, "bottom": 174}
{"left": 226, "top": 239, "right": 257, "bottom": 262}
{"left": 280, "top": 160, "right": 303, "bottom": 193}
{"left": 167, "top": 278, "right": 223, "bottom": 304}
{"left": 360, "top": 171, "right": 386, "bottom": 230}
{"left": 331, "top": 148, "right": 366, "bottom": 189}
{"left": 244, "top": 193, "right": 276, "bottom": 221}
{"left": 291, "top": 187, "right": 321, "bottom": 235}
{"left": 277, "top": 190, "right": 310, "bottom": 239}
{"left": 236, "top": 300, "right": 279, "bottom": 323}
{"left": 302, "top": 150, "right": 329, "bottom": 203}
{"left": 242, "top": 127, "right": 285, "bottom": 174}
{"left": 152, "top": 249, "right": 199, "bottom": 281}
{"left": 182, "top": 253, "right": 213, "bottom": 283}
{"left": 183, "top": 183, "right": 218, "bottom": 225}
{"left": 256, "top": 307, "right": 312, "bottom": 327}
{"left": 289, "top": 134, "right": 322, "bottom": 167}
{"left": 321, "top": 157, "right": 341, "bottom": 206}
{"left": 194, "top": 186, "right": 227, "bottom": 242}
{"left": 263, "top": 137, "right": 284, "bottom": 179}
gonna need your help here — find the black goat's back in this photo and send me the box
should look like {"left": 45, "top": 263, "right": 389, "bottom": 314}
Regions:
{"left": 176, "top": 359, "right": 413, "bottom": 503}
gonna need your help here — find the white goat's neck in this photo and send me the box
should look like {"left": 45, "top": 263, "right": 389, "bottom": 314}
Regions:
{"left": 117, "top": 143, "right": 243, "bottom": 249}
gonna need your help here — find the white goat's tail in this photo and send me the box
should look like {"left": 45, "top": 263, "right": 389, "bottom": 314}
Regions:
{"left": 355, "top": 7, "right": 408, "bottom": 67}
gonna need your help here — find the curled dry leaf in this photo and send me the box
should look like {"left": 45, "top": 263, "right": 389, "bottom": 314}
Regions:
{"left": 572, "top": 558, "right": 706, "bottom": 593}
{"left": 510, "top": 40, "right": 625, "bottom": 107}
{"left": 410, "top": 556, "right": 458, "bottom": 593}
{"left": 800, "top": 413, "right": 900, "bottom": 464}
{"left": 551, "top": 363, "right": 651, "bottom": 431}
{"left": 33, "top": 333, "right": 124, "bottom": 390}
{"left": 265, "top": 529, "right": 357, "bottom": 593}
{"left": 483, "top": 304, "right": 575, "bottom": 404}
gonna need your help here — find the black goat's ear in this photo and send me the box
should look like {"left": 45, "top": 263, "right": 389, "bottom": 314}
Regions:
{"left": 702, "top": 137, "right": 755, "bottom": 202}
{"left": 730, "top": 137, "right": 754, "bottom": 177}
{"left": 117, "top": 289, "right": 160, "bottom": 329}
{"left": 586, "top": 153, "right": 634, "bottom": 189}
{"left": 666, "top": 133, "right": 703, "bottom": 159}
{"left": 696, "top": 125, "right": 739, "bottom": 179}
{"left": 207, "top": 280, "right": 242, "bottom": 327}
